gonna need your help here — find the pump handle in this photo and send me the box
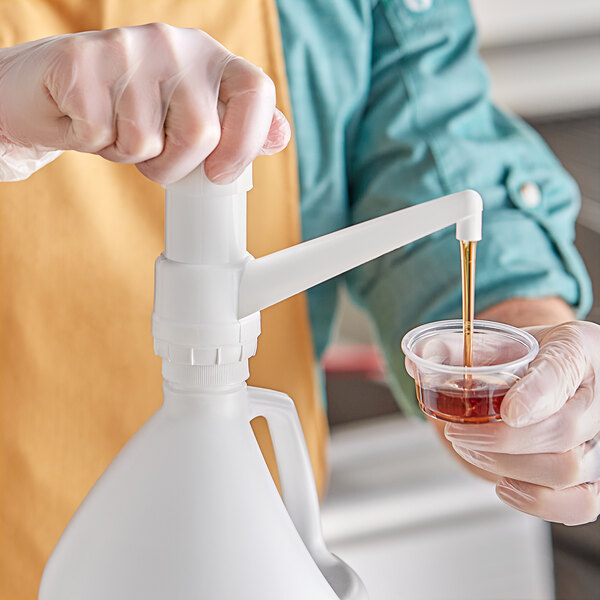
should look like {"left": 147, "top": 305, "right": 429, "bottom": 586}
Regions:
{"left": 248, "top": 387, "right": 367, "bottom": 600}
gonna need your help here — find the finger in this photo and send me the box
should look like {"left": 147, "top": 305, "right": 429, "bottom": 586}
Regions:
{"left": 136, "top": 75, "right": 221, "bottom": 185}
{"left": 420, "top": 337, "right": 457, "bottom": 365}
{"left": 98, "top": 78, "right": 164, "bottom": 164}
{"left": 445, "top": 383, "right": 598, "bottom": 454}
{"left": 453, "top": 433, "right": 600, "bottom": 489}
{"left": 502, "top": 323, "right": 589, "bottom": 427}
{"left": 496, "top": 478, "right": 600, "bottom": 526}
{"left": 404, "top": 332, "right": 516, "bottom": 370}
{"left": 259, "top": 108, "right": 291, "bottom": 156}
{"left": 45, "top": 33, "right": 117, "bottom": 152}
{"left": 405, "top": 357, "right": 416, "bottom": 378}
{"left": 87, "top": 28, "right": 163, "bottom": 163}
{"left": 204, "top": 58, "right": 277, "bottom": 183}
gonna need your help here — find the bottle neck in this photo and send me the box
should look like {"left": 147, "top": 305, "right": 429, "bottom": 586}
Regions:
{"left": 161, "top": 381, "right": 249, "bottom": 419}
{"left": 161, "top": 359, "right": 251, "bottom": 388}
{"left": 163, "top": 379, "right": 246, "bottom": 397}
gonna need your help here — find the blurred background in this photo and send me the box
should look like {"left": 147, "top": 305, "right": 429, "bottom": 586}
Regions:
{"left": 320, "top": 1, "right": 600, "bottom": 598}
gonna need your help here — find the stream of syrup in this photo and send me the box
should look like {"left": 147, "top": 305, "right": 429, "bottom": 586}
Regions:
{"left": 460, "top": 240, "right": 477, "bottom": 368}
{"left": 417, "top": 239, "right": 510, "bottom": 423}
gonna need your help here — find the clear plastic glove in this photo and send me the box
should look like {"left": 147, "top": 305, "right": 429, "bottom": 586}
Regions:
{"left": 0, "top": 24, "right": 290, "bottom": 183}
{"left": 443, "top": 321, "right": 600, "bottom": 526}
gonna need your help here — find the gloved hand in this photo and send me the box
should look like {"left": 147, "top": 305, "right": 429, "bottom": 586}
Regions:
{"left": 0, "top": 24, "right": 290, "bottom": 183}
{"left": 443, "top": 321, "right": 600, "bottom": 526}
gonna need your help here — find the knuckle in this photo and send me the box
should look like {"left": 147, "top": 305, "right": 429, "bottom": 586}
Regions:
{"left": 534, "top": 484, "right": 558, "bottom": 513}
{"left": 77, "top": 123, "right": 115, "bottom": 152}
{"left": 230, "top": 59, "right": 276, "bottom": 101}
{"left": 58, "top": 33, "right": 85, "bottom": 58}
{"left": 553, "top": 446, "right": 585, "bottom": 488}
{"left": 558, "top": 417, "right": 581, "bottom": 452}
{"left": 100, "top": 28, "right": 133, "bottom": 73}
{"left": 118, "top": 132, "right": 164, "bottom": 162}
{"left": 578, "top": 483, "right": 600, "bottom": 525}
{"left": 145, "top": 22, "right": 172, "bottom": 35}
{"left": 143, "top": 22, "right": 179, "bottom": 67}
{"left": 142, "top": 22, "right": 174, "bottom": 46}
{"left": 103, "top": 26, "right": 128, "bottom": 51}
{"left": 55, "top": 35, "right": 90, "bottom": 76}
{"left": 184, "top": 118, "right": 221, "bottom": 152}
{"left": 585, "top": 321, "right": 600, "bottom": 336}
{"left": 550, "top": 322, "right": 587, "bottom": 357}
{"left": 251, "top": 71, "right": 275, "bottom": 100}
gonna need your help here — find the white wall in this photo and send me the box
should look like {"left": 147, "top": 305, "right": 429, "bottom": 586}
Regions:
{"left": 472, "top": 0, "right": 600, "bottom": 117}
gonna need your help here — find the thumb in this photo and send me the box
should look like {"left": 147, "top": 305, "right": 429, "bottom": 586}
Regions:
{"left": 405, "top": 357, "right": 416, "bottom": 378}
{"left": 501, "top": 324, "right": 588, "bottom": 428}
{"left": 404, "top": 335, "right": 460, "bottom": 379}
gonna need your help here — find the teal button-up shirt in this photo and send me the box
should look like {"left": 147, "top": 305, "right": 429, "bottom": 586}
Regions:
{"left": 276, "top": 0, "right": 592, "bottom": 414}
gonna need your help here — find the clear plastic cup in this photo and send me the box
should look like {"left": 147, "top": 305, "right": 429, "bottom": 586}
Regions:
{"left": 401, "top": 319, "right": 539, "bottom": 424}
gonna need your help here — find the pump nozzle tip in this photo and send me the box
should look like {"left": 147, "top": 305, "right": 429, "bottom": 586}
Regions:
{"left": 455, "top": 190, "right": 483, "bottom": 241}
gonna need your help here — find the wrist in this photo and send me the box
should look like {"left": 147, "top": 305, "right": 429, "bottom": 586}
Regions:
{"left": 477, "top": 297, "right": 575, "bottom": 328}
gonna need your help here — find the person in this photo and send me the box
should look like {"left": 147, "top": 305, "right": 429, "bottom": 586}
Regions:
{"left": 0, "top": 0, "right": 598, "bottom": 595}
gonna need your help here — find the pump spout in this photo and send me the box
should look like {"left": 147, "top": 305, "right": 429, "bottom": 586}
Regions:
{"left": 238, "top": 190, "right": 482, "bottom": 319}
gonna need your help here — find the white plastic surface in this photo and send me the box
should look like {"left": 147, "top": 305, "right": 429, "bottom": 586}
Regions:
{"left": 40, "top": 162, "right": 486, "bottom": 597}
{"left": 248, "top": 388, "right": 367, "bottom": 600}
{"left": 165, "top": 163, "right": 253, "bottom": 198}
{"left": 238, "top": 190, "right": 482, "bottom": 317}
{"left": 164, "top": 164, "right": 252, "bottom": 265}
{"left": 152, "top": 165, "right": 258, "bottom": 386}
{"left": 39, "top": 384, "right": 342, "bottom": 600}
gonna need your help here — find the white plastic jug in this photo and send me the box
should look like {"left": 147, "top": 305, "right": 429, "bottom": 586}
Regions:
{"left": 39, "top": 165, "right": 482, "bottom": 599}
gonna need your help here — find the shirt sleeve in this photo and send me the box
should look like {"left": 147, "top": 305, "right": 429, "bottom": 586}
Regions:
{"left": 345, "top": 0, "right": 593, "bottom": 417}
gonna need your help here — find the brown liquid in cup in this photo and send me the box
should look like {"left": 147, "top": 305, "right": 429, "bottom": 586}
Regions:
{"left": 417, "top": 377, "right": 509, "bottom": 423}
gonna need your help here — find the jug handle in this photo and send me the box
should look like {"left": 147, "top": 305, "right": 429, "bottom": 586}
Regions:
{"left": 248, "top": 386, "right": 367, "bottom": 600}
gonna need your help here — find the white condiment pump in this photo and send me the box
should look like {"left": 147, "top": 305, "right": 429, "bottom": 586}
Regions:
{"left": 39, "top": 164, "right": 482, "bottom": 599}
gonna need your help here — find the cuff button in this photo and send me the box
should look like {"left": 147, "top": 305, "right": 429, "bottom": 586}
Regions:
{"left": 404, "top": 0, "right": 433, "bottom": 12}
{"left": 520, "top": 182, "right": 541, "bottom": 208}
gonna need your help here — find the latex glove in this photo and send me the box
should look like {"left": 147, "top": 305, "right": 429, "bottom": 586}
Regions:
{"left": 0, "top": 24, "right": 290, "bottom": 183}
{"left": 443, "top": 321, "right": 600, "bottom": 526}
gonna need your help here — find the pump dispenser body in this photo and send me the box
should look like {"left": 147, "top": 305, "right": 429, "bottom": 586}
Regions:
{"left": 39, "top": 164, "right": 482, "bottom": 599}
{"left": 153, "top": 166, "right": 259, "bottom": 388}
{"left": 39, "top": 167, "right": 365, "bottom": 600}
